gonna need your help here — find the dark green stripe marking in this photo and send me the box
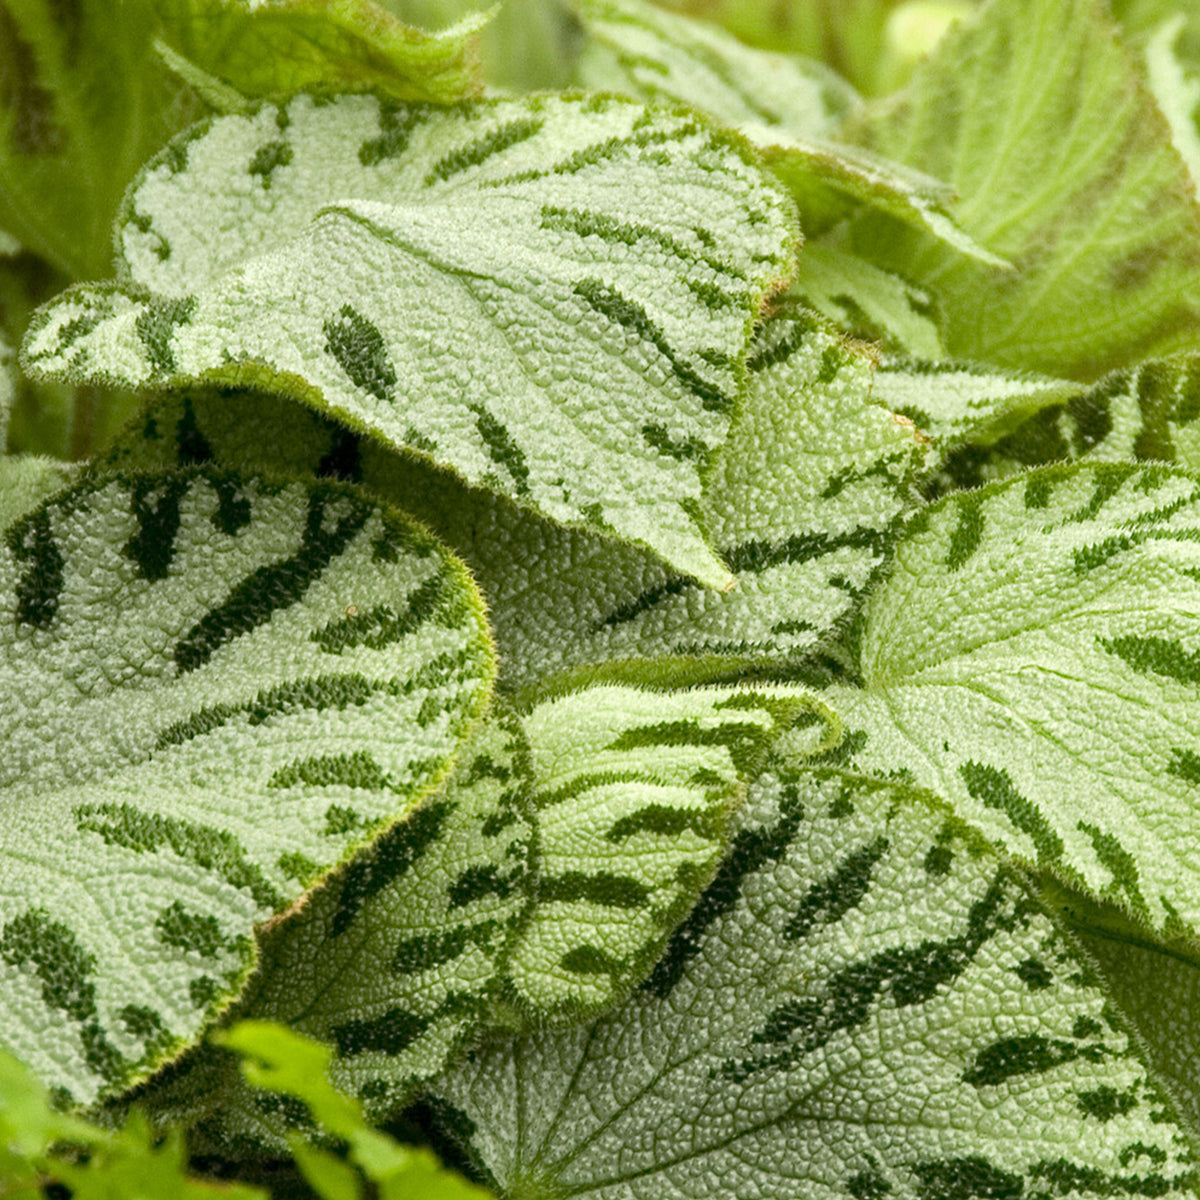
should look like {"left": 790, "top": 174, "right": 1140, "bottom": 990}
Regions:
{"left": 8, "top": 507, "right": 64, "bottom": 630}
{"left": 323, "top": 305, "right": 396, "bottom": 402}
{"left": 124, "top": 477, "right": 189, "bottom": 581}
{"left": 605, "top": 803, "right": 724, "bottom": 842}
{"left": 425, "top": 117, "right": 543, "bottom": 184}
{"left": 641, "top": 421, "right": 707, "bottom": 461}
{"left": 574, "top": 277, "right": 732, "bottom": 414}
{"left": 643, "top": 779, "right": 805, "bottom": 998}
{"left": 560, "top": 945, "right": 624, "bottom": 975}
{"left": 537, "top": 871, "right": 649, "bottom": 909}
{"left": 606, "top": 718, "right": 771, "bottom": 775}
{"left": 74, "top": 802, "right": 281, "bottom": 909}
{"left": 726, "top": 877, "right": 1019, "bottom": 1081}
{"left": 534, "top": 769, "right": 660, "bottom": 811}
{"left": 962, "top": 1033, "right": 1103, "bottom": 1087}
{"left": 1029, "top": 1158, "right": 1185, "bottom": 1197}
{"left": 1168, "top": 747, "right": 1200, "bottom": 784}
{"left": 155, "top": 901, "right": 234, "bottom": 958}
{"left": 786, "top": 837, "right": 888, "bottom": 940}
{"left": 913, "top": 1157, "right": 1023, "bottom": 1199}
{"left": 959, "top": 761, "right": 1063, "bottom": 863}
{"left": 724, "top": 527, "right": 888, "bottom": 575}
{"left": 594, "top": 575, "right": 695, "bottom": 631}
{"left": 946, "top": 492, "right": 985, "bottom": 570}
{"left": 1078, "top": 1084, "right": 1139, "bottom": 1122}
{"left": 392, "top": 920, "right": 502, "bottom": 976}
{"left": 0, "top": 908, "right": 127, "bottom": 1083}
{"left": 471, "top": 405, "right": 530, "bottom": 495}
{"left": 135, "top": 296, "right": 197, "bottom": 375}
{"left": 268, "top": 749, "right": 389, "bottom": 791}
{"left": 156, "top": 672, "right": 386, "bottom": 748}
{"left": 359, "top": 103, "right": 421, "bottom": 166}
{"left": 539, "top": 205, "right": 739, "bottom": 279}
{"left": 174, "top": 490, "right": 370, "bottom": 673}
{"left": 333, "top": 1006, "right": 431, "bottom": 1057}
{"left": 331, "top": 801, "right": 450, "bottom": 936}
{"left": 1100, "top": 635, "right": 1200, "bottom": 685}
{"left": 1077, "top": 820, "right": 1149, "bottom": 918}
{"left": 248, "top": 139, "right": 292, "bottom": 189}
{"left": 447, "top": 864, "right": 521, "bottom": 908}
{"left": 312, "top": 575, "right": 446, "bottom": 654}
{"left": 211, "top": 476, "right": 252, "bottom": 536}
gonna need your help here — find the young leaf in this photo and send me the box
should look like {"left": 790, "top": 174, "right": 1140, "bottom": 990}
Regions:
{"left": 427, "top": 767, "right": 1198, "bottom": 1199}
{"left": 150, "top": 0, "right": 490, "bottom": 104}
{"left": 829, "top": 462, "right": 1200, "bottom": 938}
{"left": 0, "top": 467, "right": 495, "bottom": 1104}
{"left": 845, "top": 0, "right": 1200, "bottom": 378}
{"left": 23, "top": 92, "right": 801, "bottom": 588}
{"left": 219, "top": 1021, "right": 494, "bottom": 1198}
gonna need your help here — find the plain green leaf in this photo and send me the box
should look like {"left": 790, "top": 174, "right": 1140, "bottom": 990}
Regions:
{"left": 0, "top": 0, "right": 204, "bottom": 279}
{"left": 23, "top": 92, "right": 800, "bottom": 588}
{"left": 0, "top": 467, "right": 495, "bottom": 1104}
{"left": 151, "top": 0, "right": 490, "bottom": 105}
{"left": 830, "top": 462, "right": 1200, "bottom": 937}
{"left": 846, "top": 0, "right": 1200, "bottom": 378}
{"left": 428, "top": 766, "right": 1198, "bottom": 1199}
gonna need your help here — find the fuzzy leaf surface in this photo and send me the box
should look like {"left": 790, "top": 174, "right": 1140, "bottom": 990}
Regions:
{"left": 847, "top": 0, "right": 1200, "bottom": 378}
{"left": 23, "top": 92, "right": 800, "bottom": 587}
{"left": 103, "top": 305, "right": 925, "bottom": 686}
{"left": 0, "top": 467, "right": 494, "bottom": 1103}
{"left": 428, "top": 768, "right": 1198, "bottom": 1199}
{"left": 831, "top": 462, "right": 1200, "bottom": 936}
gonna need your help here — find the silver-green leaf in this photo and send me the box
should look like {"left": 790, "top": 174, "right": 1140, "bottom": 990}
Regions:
{"left": 0, "top": 467, "right": 495, "bottom": 1103}
{"left": 428, "top": 768, "right": 1198, "bottom": 1199}
{"left": 23, "top": 92, "right": 801, "bottom": 588}
{"left": 830, "top": 462, "right": 1200, "bottom": 936}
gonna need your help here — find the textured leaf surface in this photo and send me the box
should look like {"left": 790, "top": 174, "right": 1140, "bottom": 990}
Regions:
{"left": 103, "top": 304, "right": 926, "bottom": 686}
{"left": 136, "top": 677, "right": 828, "bottom": 1148}
{"left": 937, "top": 355, "right": 1200, "bottom": 491}
{"left": 830, "top": 462, "right": 1200, "bottom": 936}
{"left": 24, "top": 92, "right": 800, "bottom": 587}
{"left": 847, "top": 0, "right": 1200, "bottom": 378}
{"left": 0, "top": 454, "right": 78, "bottom": 530}
{"left": 872, "top": 357, "right": 1087, "bottom": 450}
{"left": 152, "top": 0, "right": 489, "bottom": 103}
{"left": 0, "top": 468, "right": 494, "bottom": 1103}
{"left": 573, "top": 0, "right": 1001, "bottom": 261}
{"left": 428, "top": 768, "right": 1198, "bottom": 1199}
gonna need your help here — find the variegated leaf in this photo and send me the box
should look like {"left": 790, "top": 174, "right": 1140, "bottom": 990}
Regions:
{"left": 502, "top": 675, "right": 832, "bottom": 1016}
{"left": 937, "top": 354, "right": 1200, "bottom": 491}
{"left": 23, "top": 92, "right": 801, "bottom": 588}
{"left": 572, "top": 0, "right": 1004, "bottom": 262}
{"left": 0, "top": 468, "right": 495, "bottom": 1103}
{"left": 131, "top": 675, "right": 831, "bottom": 1148}
{"left": 427, "top": 767, "right": 1198, "bottom": 1199}
{"left": 872, "top": 356, "right": 1087, "bottom": 450}
{"left": 101, "top": 304, "right": 927, "bottom": 687}
{"left": 829, "top": 462, "right": 1200, "bottom": 937}
{"left": 845, "top": 0, "right": 1200, "bottom": 378}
